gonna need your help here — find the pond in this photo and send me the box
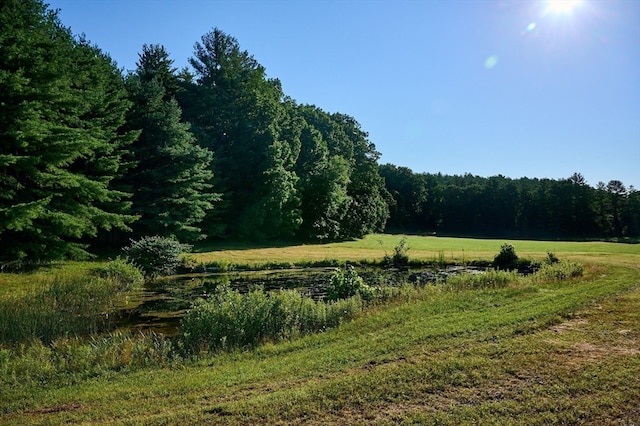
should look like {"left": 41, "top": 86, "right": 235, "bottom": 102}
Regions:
{"left": 116, "top": 266, "right": 483, "bottom": 335}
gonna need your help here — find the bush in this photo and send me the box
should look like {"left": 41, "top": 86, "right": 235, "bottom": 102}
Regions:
{"left": 493, "top": 243, "right": 519, "bottom": 270}
{"left": 384, "top": 237, "right": 410, "bottom": 267}
{"left": 528, "top": 261, "right": 584, "bottom": 282}
{"left": 326, "top": 265, "right": 373, "bottom": 301}
{"left": 124, "top": 236, "right": 192, "bottom": 278}
{"left": 545, "top": 252, "right": 560, "bottom": 265}
{"left": 92, "top": 258, "right": 144, "bottom": 291}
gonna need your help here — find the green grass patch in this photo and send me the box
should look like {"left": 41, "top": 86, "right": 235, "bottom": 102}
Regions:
{"left": 191, "top": 234, "right": 640, "bottom": 268}
{"left": 1, "top": 235, "right": 639, "bottom": 424}
{"left": 1, "top": 258, "right": 638, "bottom": 424}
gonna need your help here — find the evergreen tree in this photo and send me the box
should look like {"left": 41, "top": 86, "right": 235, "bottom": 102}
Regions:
{"left": 124, "top": 44, "right": 217, "bottom": 242}
{"left": 184, "top": 28, "right": 301, "bottom": 239}
{"left": 0, "top": 0, "right": 136, "bottom": 266}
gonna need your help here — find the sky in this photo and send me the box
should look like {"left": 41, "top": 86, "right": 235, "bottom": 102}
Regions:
{"left": 48, "top": 0, "right": 640, "bottom": 189}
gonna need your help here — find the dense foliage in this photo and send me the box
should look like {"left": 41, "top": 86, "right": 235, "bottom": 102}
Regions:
{"left": 122, "top": 44, "right": 218, "bottom": 243}
{"left": 0, "top": 2, "right": 389, "bottom": 266}
{"left": 380, "top": 166, "right": 640, "bottom": 239}
{"left": 0, "top": 0, "right": 136, "bottom": 266}
{"left": 1, "top": 1, "right": 636, "bottom": 267}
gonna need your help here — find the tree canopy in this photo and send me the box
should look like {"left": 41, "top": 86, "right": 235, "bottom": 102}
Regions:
{"left": 0, "top": 2, "right": 636, "bottom": 267}
{"left": 0, "top": 0, "right": 136, "bottom": 265}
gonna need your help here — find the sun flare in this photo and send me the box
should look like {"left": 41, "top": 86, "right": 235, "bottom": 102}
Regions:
{"left": 545, "top": 0, "right": 582, "bottom": 14}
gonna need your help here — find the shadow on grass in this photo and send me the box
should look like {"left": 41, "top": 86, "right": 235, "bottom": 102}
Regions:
{"left": 191, "top": 238, "right": 358, "bottom": 253}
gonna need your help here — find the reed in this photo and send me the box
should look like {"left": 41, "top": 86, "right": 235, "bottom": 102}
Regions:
{"left": 0, "top": 274, "right": 121, "bottom": 345}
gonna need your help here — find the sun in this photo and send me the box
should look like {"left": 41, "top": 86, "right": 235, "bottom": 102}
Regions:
{"left": 545, "top": 0, "right": 582, "bottom": 14}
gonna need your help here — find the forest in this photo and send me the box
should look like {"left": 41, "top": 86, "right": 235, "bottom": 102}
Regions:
{"left": 1, "top": 0, "right": 638, "bottom": 268}
{"left": 381, "top": 167, "right": 640, "bottom": 239}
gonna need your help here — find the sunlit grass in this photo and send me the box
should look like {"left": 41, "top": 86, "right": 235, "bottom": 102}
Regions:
{"left": 1, "top": 258, "right": 639, "bottom": 424}
{"left": 192, "top": 234, "right": 640, "bottom": 267}
{"left": 1, "top": 235, "right": 639, "bottom": 424}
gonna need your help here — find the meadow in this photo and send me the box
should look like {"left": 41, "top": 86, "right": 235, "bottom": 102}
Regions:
{"left": 1, "top": 235, "right": 638, "bottom": 425}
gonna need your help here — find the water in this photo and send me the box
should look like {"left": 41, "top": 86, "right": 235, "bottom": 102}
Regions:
{"left": 116, "top": 266, "right": 482, "bottom": 335}
{"left": 117, "top": 268, "right": 336, "bottom": 335}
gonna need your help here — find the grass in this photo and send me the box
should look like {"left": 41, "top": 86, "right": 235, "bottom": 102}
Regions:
{"left": 0, "top": 235, "right": 639, "bottom": 424}
{"left": 192, "top": 234, "right": 640, "bottom": 268}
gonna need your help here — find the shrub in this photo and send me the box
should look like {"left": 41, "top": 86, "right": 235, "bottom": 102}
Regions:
{"left": 493, "top": 243, "right": 519, "bottom": 270}
{"left": 326, "top": 265, "right": 373, "bottom": 301}
{"left": 528, "top": 261, "right": 584, "bottom": 283}
{"left": 178, "top": 285, "right": 365, "bottom": 356}
{"left": 545, "top": 252, "right": 560, "bottom": 265}
{"left": 384, "top": 237, "right": 410, "bottom": 267}
{"left": 124, "top": 236, "right": 192, "bottom": 278}
{"left": 92, "top": 258, "right": 144, "bottom": 291}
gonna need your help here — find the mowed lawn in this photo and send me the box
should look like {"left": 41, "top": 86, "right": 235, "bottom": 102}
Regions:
{"left": 1, "top": 235, "right": 639, "bottom": 425}
{"left": 192, "top": 234, "right": 640, "bottom": 267}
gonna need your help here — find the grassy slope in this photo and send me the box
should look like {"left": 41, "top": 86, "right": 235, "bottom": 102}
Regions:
{"left": 1, "top": 236, "right": 639, "bottom": 424}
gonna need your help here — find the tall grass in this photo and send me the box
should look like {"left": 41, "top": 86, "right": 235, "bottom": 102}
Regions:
{"left": 526, "top": 260, "right": 584, "bottom": 283}
{"left": 0, "top": 331, "right": 175, "bottom": 387}
{"left": 178, "top": 285, "right": 364, "bottom": 355}
{"left": 0, "top": 273, "right": 136, "bottom": 346}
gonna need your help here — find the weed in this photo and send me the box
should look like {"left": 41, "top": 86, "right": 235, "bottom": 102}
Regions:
{"left": 527, "top": 260, "right": 584, "bottom": 283}
{"left": 445, "top": 269, "right": 519, "bottom": 290}
{"left": 326, "top": 265, "right": 373, "bottom": 301}
{"left": 384, "top": 237, "right": 410, "bottom": 267}
{"left": 178, "top": 285, "right": 365, "bottom": 356}
{"left": 0, "top": 274, "right": 122, "bottom": 345}
{"left": 0, "top": 332, "right": 177, "bottom": 387}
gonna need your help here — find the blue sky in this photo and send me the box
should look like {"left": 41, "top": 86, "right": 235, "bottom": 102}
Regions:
{"left": 48, "top": 0, "right": 639, "bottom": 188}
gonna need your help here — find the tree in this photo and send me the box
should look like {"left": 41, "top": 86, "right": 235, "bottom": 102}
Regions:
{"left": 183, "top": 28, "right": 301, "bottom": 239}
{"left": 0, "top": 0, "right": 136, "bottom": 266}
{"left": 123, "top": 44, "right": 218, "bottom": 242}
{"left": 331, "top": 114, "right": 390, "bottom": 238}
{"left": 606, "top": 180, "right": 627, "bottom": 237}
{"left": 379, "top": 164, "right": 428, "bottom": 232}
{"left": 297, "top": 107, "right": 389, "bottom": 239}
{"left": 295, "top": 121, "right": 351, "bottom": 240}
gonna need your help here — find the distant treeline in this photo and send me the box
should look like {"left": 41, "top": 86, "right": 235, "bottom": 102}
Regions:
{"left": 380, "top": 166, "right": 640, "bottom": 239}
{"left": 1, "top": 1, "right": 636, "bottom": 268}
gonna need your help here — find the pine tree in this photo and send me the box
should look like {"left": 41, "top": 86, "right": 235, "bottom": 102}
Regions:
{"left": 184, "top": 28, "right": 301, "bottom": 239}
{"left": 0, "top": 0, "right": 136, "bottom": 266}
{"left": 124, "top": 44, "right": 218, "bottom": 242}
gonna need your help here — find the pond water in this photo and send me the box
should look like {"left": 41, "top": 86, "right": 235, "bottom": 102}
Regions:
{"left": 116, "top": 266, "right": 481, "bottom": 335}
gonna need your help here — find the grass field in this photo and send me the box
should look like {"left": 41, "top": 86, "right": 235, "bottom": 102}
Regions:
{"left": 1, "top": 235, "right": 639, "bottom": 424}
{"left": 192, "top": 234, "right": 640, "bottom": 267}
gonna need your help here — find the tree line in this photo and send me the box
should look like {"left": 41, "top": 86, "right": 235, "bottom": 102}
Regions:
{"left": 0, "top": 0, "right": 389, "bottom": 266}
{"left": 380, "top": 166, "right": 640, "bottom": 239}
{"left": 1, "top": 1, "right": 636, "bottom": 268}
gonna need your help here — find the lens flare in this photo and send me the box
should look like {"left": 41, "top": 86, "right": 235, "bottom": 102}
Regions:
{"left": 545, "top": 0, "right": 582, "bottom": 14}
{"left": 484, "top": 55, "right": 499, "bottom": 69}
